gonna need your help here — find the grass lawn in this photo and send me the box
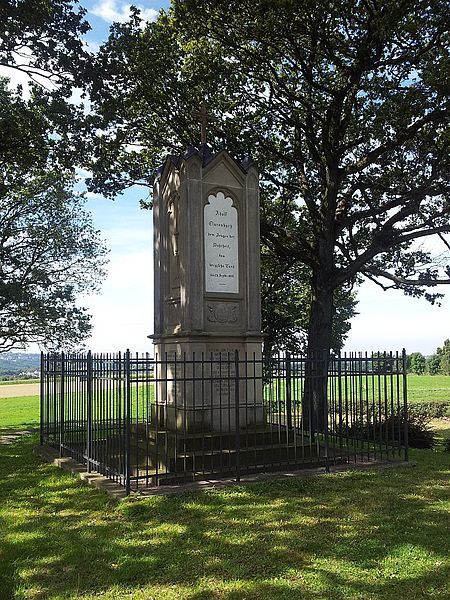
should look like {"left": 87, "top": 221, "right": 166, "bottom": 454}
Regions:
{"left": 1, "top": 393, "right": 450, "bottom": 598}
{"left": 431, "top": 419, "right": 450, "bottom": 445}
{"left": 407, "top": 375, "right": 450, "bottom": 404}
{"left": 0, "top": 434, "right": 448, "bottom": 600}
{"left": 0, "top": 395, "right": 39, "bottom": 432}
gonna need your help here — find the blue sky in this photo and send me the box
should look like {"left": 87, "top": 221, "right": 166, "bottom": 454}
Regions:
{"left": 74, "top": 1, "right": 171, "bottom": 353}
{"left": 21, "top": 1, "right": 450, "bottom": 353}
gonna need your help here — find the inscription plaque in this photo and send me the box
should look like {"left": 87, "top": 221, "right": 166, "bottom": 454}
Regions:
{"left": 204, "top": 191, "right": 239, "bottom": 293}
{"left": 210, "top": 348, "right": 236, "bottom": 396}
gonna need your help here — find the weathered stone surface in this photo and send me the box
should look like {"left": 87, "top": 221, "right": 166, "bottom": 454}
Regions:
{"left": 152, "top": 147, "right": 264, "bottom": 432}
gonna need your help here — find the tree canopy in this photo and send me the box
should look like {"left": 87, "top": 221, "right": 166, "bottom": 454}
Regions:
{"left": 0, "top": 0, "right": 90, "bottom": 90}
{"left": 0, "top": 1, "right": 107, "bottom": 352}
{"left": 88, "top": 0, "right": 450, "bottom": 355}
{"left": 261, "top": 249, "right": 357, "bottom": 355}
{"left": 0, "top": 170, "right": 107, "bottom": 352}
{"left": 410, "top": 352, "right": 426, "bottom": 375}
{"left": 0, "top": 0, "right": 94, "bottom": 176}
{"left": 436, "top": 339, "right": 450, "bottom": 375}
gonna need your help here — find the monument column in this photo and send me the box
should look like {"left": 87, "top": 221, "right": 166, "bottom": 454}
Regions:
{"left": 152, "top": 146, "right": 264, "bottom": 432}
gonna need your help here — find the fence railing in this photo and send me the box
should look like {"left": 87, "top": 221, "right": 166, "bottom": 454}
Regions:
{"left": 40, "top": 350, "right": 408, "bottom": 493}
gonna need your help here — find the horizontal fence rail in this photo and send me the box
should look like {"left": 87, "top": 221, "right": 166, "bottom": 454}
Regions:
{"left": 40, "top": 350, "right": 408, "bottom": 493}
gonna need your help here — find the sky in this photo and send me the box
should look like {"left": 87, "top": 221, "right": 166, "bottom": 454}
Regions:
{"left": 5, "top": 0, "right": 450, "bottom": 355}
{"left": 76, "top": 1, "right": 170, "bottom": 353}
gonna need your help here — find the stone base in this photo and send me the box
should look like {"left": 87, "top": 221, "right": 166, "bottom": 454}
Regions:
{"left": 151, "top": 403, "right": 266, "bottom": 433}
{"left": 153, "top": 335, "right": 264, "bottom": 433}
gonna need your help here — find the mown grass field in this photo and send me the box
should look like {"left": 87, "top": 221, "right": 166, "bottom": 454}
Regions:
{"left": 407, "top": 375, "right": 450, "bottom": 404}
{"left": 0, "top": 375, "right": 449, "bottom": 432}
{"left": 0, "top": 433, "right": 449, "bottom": 599}
{"left": 0, "top": 379, "right": 39, "bottom": 386}
{"left": 1, "top": 388, "right": 449, "bottom": 599}
{"left": 0, "top": 395, "right": 39, "bottom": 432}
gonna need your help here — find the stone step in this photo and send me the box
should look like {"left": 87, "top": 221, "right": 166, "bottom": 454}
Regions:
{"left": 130, "top": 441, "right": 342, "bottom": 474}
{"left": 130, "top": 423, "right": 310, "bottom": 453}
{"left": 131, "top": 455, "right": 349, "bottom": 485}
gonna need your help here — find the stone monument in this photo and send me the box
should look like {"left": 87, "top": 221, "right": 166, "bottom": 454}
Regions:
{"left": 152, "top": 144, "right": 264, "bottom": 433}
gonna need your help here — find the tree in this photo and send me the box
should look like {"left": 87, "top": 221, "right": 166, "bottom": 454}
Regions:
{"left": 0, "top": 0, "right": 94, "bottom": 175}
{"left": 371, "top": 351, "right": 395, "bottom": 374}
{"left": 0, "top": 79, "right": 105, "bottom": 351}
{"left": 260, "top": 185, "right": 358, "bottom": 355}
{"left": 0, "top": 77, "right": 90, "bottom": 195}
{"left": 426, "top": 353, "right": 441, "bottom": 375}
{"left": 0, "top": 0, "right": 90, "bottom": 90}
{"left": 404, "top": 353, "right": 412, "bottom": 373}
{"left": 0, "top": 2, "right": 107, "bottom": 351}
{"left": 261, "top": 249, "right": 357, "bottom": 356}
{"left": 0, "top": 0, "right": 96, "bottom": 193}
{"left": 0, "top": 171, "right": 107, "bottom": 352}
{"left": 437, "top": 339, "right": 450, "bottom": 375}
{"left": 88, "top": 0, "right": 450, "bottom": 361}
{"left": 410, "top": 352, "right": 426, "bottom": 375}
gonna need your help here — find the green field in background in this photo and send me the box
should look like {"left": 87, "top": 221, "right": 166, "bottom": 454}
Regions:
{"left": 0, "top": 379, "right": 40, "bottom": 385}
{"left": 1, "top": 376, "right": 449, "bottom": 432}
{"left": 0, "top": 395, "right": 39, "bottom": 431}
{"left": 407, "top": 375, "right": 450, "bottom": 403}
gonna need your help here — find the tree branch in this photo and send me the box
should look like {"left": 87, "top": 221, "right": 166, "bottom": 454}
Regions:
{"left": 367, "top": 267, "right": 450, "bottom": 287}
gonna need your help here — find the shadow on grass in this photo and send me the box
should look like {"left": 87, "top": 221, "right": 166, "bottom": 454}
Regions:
{"left": 0, "top": 435, "right": 449, "bottom": 599}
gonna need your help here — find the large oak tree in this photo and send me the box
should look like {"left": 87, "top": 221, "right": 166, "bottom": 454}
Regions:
{"left": 0, "top": 0, "right": 90, "bottom": 89}
{"left": 88, "top": 0, "right": 449, "bottom": 361}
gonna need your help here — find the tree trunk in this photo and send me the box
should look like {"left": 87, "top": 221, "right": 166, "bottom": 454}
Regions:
{"left": 303, "top": 269, "right": 335, "bottom": 435}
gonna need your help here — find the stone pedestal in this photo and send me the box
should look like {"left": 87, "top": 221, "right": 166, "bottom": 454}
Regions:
{"left": 152, "top": 146, "right": 263, "bottom": 433}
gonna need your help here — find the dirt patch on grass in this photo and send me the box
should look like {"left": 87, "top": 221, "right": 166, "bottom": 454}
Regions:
{"left": 0, "top": 383, "right": 40, "bottom": 398}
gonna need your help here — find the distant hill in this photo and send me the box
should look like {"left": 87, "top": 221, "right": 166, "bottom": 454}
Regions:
{"left": 0, "top": 353, "right": 41, "bottom": 379}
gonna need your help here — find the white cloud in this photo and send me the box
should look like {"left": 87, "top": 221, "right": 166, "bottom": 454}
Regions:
{"left": 91, "top": 0, "right": 158, "bottom": 24}
{"left": 81, "top": 249, "right": 154, "bottom": 352}
{"left": 76, "top": 167, "right": 93, "bottom": 180}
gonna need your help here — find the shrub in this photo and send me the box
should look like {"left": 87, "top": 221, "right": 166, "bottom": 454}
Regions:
{"left": 443, "top": 438, "right": 450, "bottom": 453}
{"left": 347, "top": 410, "right": 436, "bottom": 450}
{"left": 409, "top": 402, "right": 450, "bottom": 419}
{"left": 402, "top": 411, "right": 437, "bottom": 449}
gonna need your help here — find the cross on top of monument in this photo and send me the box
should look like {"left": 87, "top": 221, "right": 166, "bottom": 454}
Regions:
{"left": 193, "top": 102, "right": 213, "bottom": 145}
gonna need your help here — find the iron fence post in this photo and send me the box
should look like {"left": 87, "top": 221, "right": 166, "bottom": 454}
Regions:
{"left": 337, "top": 354, "right": 343, "bottom": 444}
{"left": 323, "top": 349, "right": 330, "bottom": 473}
{"left": 86, "top": 350, "right": 93, "bottom": 473}
{"left": 59, "top": 351, "right": 65, "bottom": 457}
{"left": 125, "top": 349, "right": 131, "bottom": 495}
{"left": 40, "top": 352, "right": 44, "bottom": 445}
{"left": 286, "top": 351, "right": 292, "bottom": 430}
{"left": 52, "top": 353, "right": 57, "bottom": 441}
{"left": 234, "top": 350, "right": 240, "bottom": 482}
{"left": 402, "top": 348, "right": 409, "bottom": 462}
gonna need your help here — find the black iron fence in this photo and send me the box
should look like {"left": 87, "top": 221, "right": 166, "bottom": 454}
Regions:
{"left": 40, "top": 350, "right": 408, "bottom": 493}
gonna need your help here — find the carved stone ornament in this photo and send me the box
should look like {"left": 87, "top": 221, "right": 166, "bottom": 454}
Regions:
{"left": 207, "top": 302, "right": 239, "bottom": 324}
